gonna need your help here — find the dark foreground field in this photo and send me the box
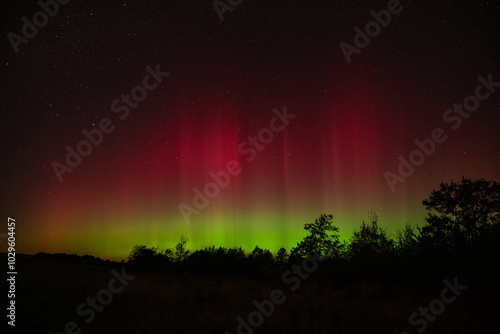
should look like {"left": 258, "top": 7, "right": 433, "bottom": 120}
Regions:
{"left": 9, "top": 254, "right": 500, "bottom": 334}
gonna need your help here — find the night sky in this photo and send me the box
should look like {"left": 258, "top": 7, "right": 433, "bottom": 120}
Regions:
{"left": 1, "top": 0, "right": 499, "bottom": 260}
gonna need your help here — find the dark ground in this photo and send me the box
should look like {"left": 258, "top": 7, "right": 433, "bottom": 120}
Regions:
{"left": 6, "top": 253, "right": 500, "bottom": 334}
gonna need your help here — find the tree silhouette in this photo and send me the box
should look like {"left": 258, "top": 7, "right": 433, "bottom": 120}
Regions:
{"left": 348, "top": 212, "right": 394, "bottom": 260}
{"left": 275, "top": 247, "right": 288, "bottom": 263}
{"left": 249, "top": 246, "right": 273, "bottom": 262}
{"left": 395, "top": 223, "right": 418, "bottom": 257}
{"left": 226, "top": 246, "right": 246, "bottom": 259}
{"left": 420, "top": 177, "right": 500, "bottom": 248}
{"left": 124, "top": 178, "right": 500, "bottom": 278}
{"left": 291, "top": 213, "right": 342, "bottom": 259}
{"left": 174, "top": 235, "right": 190, "bottom": 262}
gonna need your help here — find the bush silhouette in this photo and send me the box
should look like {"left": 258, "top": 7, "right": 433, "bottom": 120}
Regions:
{"left": 127, "top": 245, "right": 167, "bottom": 272}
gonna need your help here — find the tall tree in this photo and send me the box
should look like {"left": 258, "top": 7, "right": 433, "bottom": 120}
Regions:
{"left": 174, "top": 235, "right": 191, "bottom": 262}
{"left": 292, "top": 214, "right": 342, "bottom": 259}
{"left": 421, "top": 177, "right": 500, "bottom": 247}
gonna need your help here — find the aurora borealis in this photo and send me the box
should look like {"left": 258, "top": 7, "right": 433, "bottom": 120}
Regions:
{"left": 2, "top": 0, "right": 499, "bottom": 260}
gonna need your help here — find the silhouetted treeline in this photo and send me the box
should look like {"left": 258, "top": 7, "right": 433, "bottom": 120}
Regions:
{"left": 127, "top": 178, "right": 500, "bottom": 283}
{"left": 33, "top": 252, "right": 122, "bottom": 265}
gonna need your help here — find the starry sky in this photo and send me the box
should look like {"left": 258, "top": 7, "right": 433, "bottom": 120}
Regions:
{"left": 1, "top": 0, "right": 499, "bottom": 260}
